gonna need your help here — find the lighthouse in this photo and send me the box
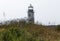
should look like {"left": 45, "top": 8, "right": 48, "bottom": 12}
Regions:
{"left": 28, "top": 4, "right": 34, "bottom": 23}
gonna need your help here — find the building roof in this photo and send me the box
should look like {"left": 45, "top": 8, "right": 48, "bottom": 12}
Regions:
{"left": 28, "top": 4, "right": 33, "bottom": 8}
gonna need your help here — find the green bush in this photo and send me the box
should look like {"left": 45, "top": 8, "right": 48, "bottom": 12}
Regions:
{"left": 0, "top": 27, "right": 45, "bottom": 41}
{"left": 57, "top": 25, "right": 60, "bottom": 31}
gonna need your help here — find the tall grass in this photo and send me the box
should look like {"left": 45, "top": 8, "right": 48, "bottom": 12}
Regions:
{"left": 0, "top": 27, "right": 45, "bottom": 41}
{"left": 0, "top": 20, "right": 60, "bottom": 41}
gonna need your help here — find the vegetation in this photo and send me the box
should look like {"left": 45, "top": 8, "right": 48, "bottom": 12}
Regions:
{"left": 0, "top": 26, "right": 44, "bottom": 41}
{"left": 0, "top": 20, "right": 60, "bottom": 41}
{"left": 57, "top": 25, "right": 60, "bottom": 31}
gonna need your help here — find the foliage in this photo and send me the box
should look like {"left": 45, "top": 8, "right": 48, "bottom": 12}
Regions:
{"left": 0, "top": 27, "right": 45, "bottom": 41}
{"left": 57, "top": 25, "right": 60, "bottom": 31}
{"left": 0, "top": 20, "right": 60, "bottom": 41}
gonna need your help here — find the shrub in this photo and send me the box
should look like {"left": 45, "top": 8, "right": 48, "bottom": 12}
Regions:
{"left": 0, "top": 27, "right": 45, "bottom": 41}
{"left": 57, "top": 25, "right": 60, "bottom": 31}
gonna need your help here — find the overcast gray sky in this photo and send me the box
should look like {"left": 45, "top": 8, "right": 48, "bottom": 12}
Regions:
{"left": 0, "top": 0, "right": 60, "bottom": 25}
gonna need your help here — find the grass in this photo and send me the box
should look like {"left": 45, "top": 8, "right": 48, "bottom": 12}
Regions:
{"left": 0, "top": 21, "right": 60, "bottom": 41}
